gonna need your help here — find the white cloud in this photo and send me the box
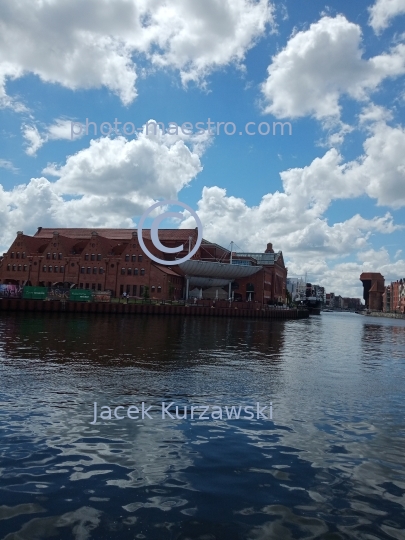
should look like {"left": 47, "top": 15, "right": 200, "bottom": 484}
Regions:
{"left": 182, "top": 186, "right": 400, "bottom": 259}
{"left": 145, "top": 0, "right": 275, "bottom": 86}
{"left": 261, "top": 15, "right": 405, "bottom": 120}
{"left": 0, "top": 159, "right": 18, "bottom": 173}
{"left": 369, "top": 0, "right": 405, "bottom": 33}
{"left": 358, "top": 103, "right": 394, "bottom": 125}
{"left": 177, "top": 119, "right": 405, "bottom": 296}
{"left": 47, "top": 119, "right": 82, "bottom": 141}
{"left": 22, "top": 124, "right": 46, "bottom": 156}
{"left": 0, "top": 62, "right": 26, "bottom": 111}
{"left": 0, "top": 124, "right": 206, "bottom": 250}
{"left": 0, "top": 0, "right": 275, "bottom": 108}
{"left": 350, "top": 121, "right": 405, "bottom": 208}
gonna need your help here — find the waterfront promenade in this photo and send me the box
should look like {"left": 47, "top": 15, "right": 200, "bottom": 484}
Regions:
{"left": 0, "top": 297, "right": 308, "bottom": 319}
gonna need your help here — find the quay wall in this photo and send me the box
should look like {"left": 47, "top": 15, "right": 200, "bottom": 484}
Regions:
{"left": 364, "top": 311, "right": 405, "bottom": 320}
{"left": 0, "top": 298, "right": 309, "bottom": 320}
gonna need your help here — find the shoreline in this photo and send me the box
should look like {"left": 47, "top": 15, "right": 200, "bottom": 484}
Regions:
{"left": 0, "top": 298, "right": 309, "bottom": 320}
{"left": 359, "top": 310, "right": 405, "bottom": 320}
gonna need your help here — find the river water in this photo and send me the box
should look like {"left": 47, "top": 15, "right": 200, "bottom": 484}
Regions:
{"left": 0, "top": 311, "right": 404, "bottom": 539}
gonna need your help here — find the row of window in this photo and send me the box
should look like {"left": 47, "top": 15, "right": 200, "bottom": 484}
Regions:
{"left": 9, "top": 252, "right": 26, "bottom": 259}
{"left": 79, "top": 283, "right": 103, "bottom": 290}
{"left": 42, "top": 266, "right": 65, "bottom": 273}
{"left": 84, "top": 254, "right": 102, "bottom": 261}
{"left": 121, "top": 268, "right": 145, "bottom": 275}
{"left": 82, "top": 254, "right": 143, "bottom": 262}
{"left": 7, "top": 264, "right": 28, "bottom": 271}
{"left": 46, "top": 253, "right": 63, "bottom": 260}
{"left": 80, "top": 267, "right": 105, "bottom": 274}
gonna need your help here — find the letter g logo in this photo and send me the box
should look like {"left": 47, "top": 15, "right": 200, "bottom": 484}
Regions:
{"left": 137, "top": 200, "right": 203, "bottom": 266}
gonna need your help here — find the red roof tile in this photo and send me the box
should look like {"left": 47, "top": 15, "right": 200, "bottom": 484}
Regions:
{"left": 34, "top": 228, "right": 199, "bottom": 241}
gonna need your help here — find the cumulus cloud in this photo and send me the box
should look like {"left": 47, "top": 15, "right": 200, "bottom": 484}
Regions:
{"left": 0, "top": 0, "right": 275, "bottom": 108}
{"left": 178, "top": 119, "right": 405, "bottom": 295}
{"left": 369, "top": 0, "right": 405, "bottom": 33}
{"left": 351, "top": 121, "right": 405, "bottom": 207}
{"left": 182, "top": 186, "right": 400, "bottom": 258}
{"left": 0, "top": 124, "right": 206, "bottom": 250}
{"left": 261, "top": 15, "right": 405, "bottom": 120}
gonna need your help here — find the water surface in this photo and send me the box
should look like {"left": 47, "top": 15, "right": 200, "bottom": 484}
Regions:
{"left": 0, "top": 312, "right": 404, "bottom": 539}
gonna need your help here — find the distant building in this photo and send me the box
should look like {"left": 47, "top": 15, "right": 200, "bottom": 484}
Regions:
{"left": 360, "top": 273, "right": 385, "bottom": 311}
{"left": 383, "top": 279, "right": 405, "bottom": 313}
{"left": 325, "top": 292, "right": 335, "bottom": 308}
{"left": 286, "top": 278, "right": 306, "bottom": 301}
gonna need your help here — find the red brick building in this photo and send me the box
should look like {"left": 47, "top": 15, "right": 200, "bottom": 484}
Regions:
{"left": 0, "top": 229, "right": 287, "bottom": 303}
{"left": 360, "top": 272, "right": 385, "bottom": 310}
{"left": 383, "top": 279, "right": 405, "bottom": 313}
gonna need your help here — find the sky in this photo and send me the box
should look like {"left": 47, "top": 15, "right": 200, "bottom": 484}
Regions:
{"left": 1, "top": 0, "right": 405, "bottom": 298}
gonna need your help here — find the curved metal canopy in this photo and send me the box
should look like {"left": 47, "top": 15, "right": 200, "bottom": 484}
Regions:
{"left": 189, "top": 277, "right": 230, "bottom": 288}
{"left": 178, "top": 260, "right": 262, "bottom": 279}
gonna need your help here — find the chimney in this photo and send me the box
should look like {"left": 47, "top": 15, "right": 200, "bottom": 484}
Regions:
{"left": 17, "top": 231, "right": 23, "bottom": 236}
{"left": 265, "top": 242, "right": 274, "bottom": 253}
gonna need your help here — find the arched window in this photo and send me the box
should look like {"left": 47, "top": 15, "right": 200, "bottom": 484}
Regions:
{"left": 93, "top": 267, "right": 97, "bottom": 274}
{"left": 58, "top": 253, "right": 63, "bottom": 260}
{"left": 85, "top": 254, "right": 89, "bottom": 260}
{"left": 22, "top": 252, "right": 26, "bottom": 259}
{"left": 12, "top": 265, "right": 16, "bottom": 271}
{"left": 121, "top": 268, "right": 126, "bottom": 275}
{"left": 127, "top": 268, "right": 132, "bottom": 275}
{"left": 54, "top": 266, "right": 58, "bottom": 273}
{"left": 43, "top": 265, "right": 47, "bottom": 272}
{"left": 87, "top": 267, "right": 91, "bottom": 274}
{"left": 151, "top": 286, "right": 155, "bottom": 292}
{"left": 97, "top": 254, "right": 102, "bottom": 261}
{"left": 52, "top": 253, "right": 57, "bottom": 259}
{"left": 99, "top": 267, "right": 104, "bottom": 274}
{"left": 6, "top": 264, "right": 10, "bottom": 271}
{"left": 140, "top": 268, "right": 145, "bottom": 276}
{"left": 48, "top": 266, "right": 53, "bottom": 272}
{"left": 157, "top": 286, "right": 161, "bottom": 293}
{"left": 81, "top": 267, "right": 85, "bottom": 274}
{"left": 60, "top": 266, "right": 64, "bottom": 273}
{"left": 10, "top": 252, "right": 14, "bottom": 259}
{"left": 125, "top": 254, "right": 130, "bottom": 262}
{"left": 131, "top": 254, "right": 136, "bottom": 262}
{"left": 134, "top": 268, "right": 138, "bottom": 275}
{"left": 17, "top": 265, "right": 21, "bottom": 271}
{"left": 46, "top": 253, "right": 51, "bottom": 259}
{"left": 138, "top": 254, "right": 143, "bottom": 262}
{"left": 23, "top": 265, "right": 27, "bottom": 271}
{"left": 16, "top": 252, "right": 20, "bottom": 259}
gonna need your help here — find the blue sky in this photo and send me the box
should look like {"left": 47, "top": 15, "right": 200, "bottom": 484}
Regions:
{"left": 1, "top": 0, "right": 405, "bottom": 296}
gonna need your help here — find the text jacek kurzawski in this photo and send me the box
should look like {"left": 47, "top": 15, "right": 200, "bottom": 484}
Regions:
{"left": 90, "top": 402, "right": 273, "bottom": 424}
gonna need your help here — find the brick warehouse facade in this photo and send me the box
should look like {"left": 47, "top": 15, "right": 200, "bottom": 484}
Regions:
{"left": 0, "top": 228, "right": 287, "bottom": 303}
